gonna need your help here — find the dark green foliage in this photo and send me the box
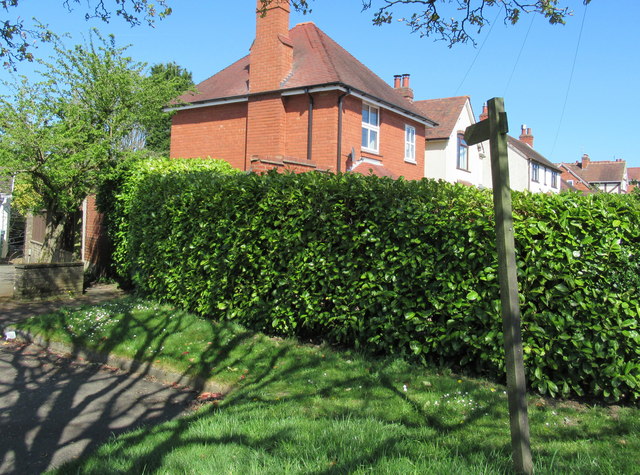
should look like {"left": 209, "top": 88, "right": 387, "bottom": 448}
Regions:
{"left": 143, "top": 62, "right": 194, "bottom": 153}
{"left": 112, "top": 165, "right": 640, "bottom": 403}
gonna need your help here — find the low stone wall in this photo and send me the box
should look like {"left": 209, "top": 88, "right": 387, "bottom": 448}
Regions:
{"left": 14, "top": 262, "right": 84, "bottom": 299}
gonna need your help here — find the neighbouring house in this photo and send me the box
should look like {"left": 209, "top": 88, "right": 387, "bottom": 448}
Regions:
{"left": 627, "top": 167, "right": 640, "bottom": 193}
{"left": 558, "top": 154, "right": 628, "bottom": 194}
{"left": 475, "top": 106, "right": 560, "bottom": 193}
{"left": 168, "top": 0, "right": 436, "bottom": 180}
{"left": 414, "top": 96, "right": 487, "bottom": 187}
{"left": 506, "top": 126, "right": 561, "bottom": 194}
{"left": 0, "top": 174, "right": 14, "bottom": 259}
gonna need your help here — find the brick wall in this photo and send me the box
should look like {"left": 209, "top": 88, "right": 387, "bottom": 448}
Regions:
{"left": 247, "top": 93, "right": 287, "bottom": 159}
{"left": 282, "top": 92, "right": 339, "bottom": 171}
{"left": 14, "top": 262, "right": 83, "bottom": 299}
{"left": 170, "top": 102, "right": 248, "bottom": 170}
{"left": 83, "top": 195, "right": 110, "bottom": 275}
{"left": 342, "top": 95, "right": 425, "bottom": 180}
{"left": 170, "top": 91, "right": 424, "bottom": 180}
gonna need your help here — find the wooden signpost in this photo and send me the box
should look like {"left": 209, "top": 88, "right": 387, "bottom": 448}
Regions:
{"left": 464, "top": 97, "right": 533, "bottom": 475}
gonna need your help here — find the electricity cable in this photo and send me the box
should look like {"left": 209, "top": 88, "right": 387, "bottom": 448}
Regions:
{"left": 454, "top": 5, "right": 502, "bottom": 96}
{"left": 503, "top": 13, "right": 535, "bottom": 96}
{"left": 551, "top": 2, "right": 589, "bottom": 157}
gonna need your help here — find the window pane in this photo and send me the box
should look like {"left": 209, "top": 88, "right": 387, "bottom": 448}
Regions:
{"left": 370, "top": 130, "right": 378, "bottom": 150}
{"left": 362, "top": 128, "right": 368, "bottom": 148}
{"left": 362, "top": 106, "right": 369, "bottom": 124}
{"left": 370, "top": 108, "right": 378, "bottom": 125}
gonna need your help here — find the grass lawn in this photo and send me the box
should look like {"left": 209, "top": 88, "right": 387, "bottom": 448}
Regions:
{"left": 17, "top": 297, "right": 640, "bottom": 474}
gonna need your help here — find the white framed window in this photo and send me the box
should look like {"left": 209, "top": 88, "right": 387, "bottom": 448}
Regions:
{"left": 362, "top": 103, "right": 379, "bottom": 153}
{"left": 551, "top": 171, "right": 558, "bottom": 188}
{"left": 404, "top": 124, "right": 416, "bottom": 162}
{"left": 531, "top": 162, "right": 540, "bottom": 182}
{"left": 457, "top": 134, "right": 468, "bottom": 171}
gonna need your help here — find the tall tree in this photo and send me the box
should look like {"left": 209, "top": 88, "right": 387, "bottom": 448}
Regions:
{"left": 144, "top": 62, "right": 194, "bottom": 154}
{"left": 0, "top": 31, "right": 179, "bottom": 261}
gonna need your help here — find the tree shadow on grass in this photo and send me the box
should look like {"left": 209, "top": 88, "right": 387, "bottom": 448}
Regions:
{"left": 4, "top": 297, "right": 636, "bottom": 474}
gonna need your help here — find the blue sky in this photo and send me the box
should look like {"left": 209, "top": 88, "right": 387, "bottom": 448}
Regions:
{"left": 2, "top": 0, "right": 638, "bottom": 167}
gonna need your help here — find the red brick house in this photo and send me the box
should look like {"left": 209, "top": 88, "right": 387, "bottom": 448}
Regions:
{"left": 169, "top": 0, "right": 435, "bottom": 179}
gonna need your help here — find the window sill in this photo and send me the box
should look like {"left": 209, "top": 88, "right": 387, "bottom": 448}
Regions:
{"left": 456, "top": 167, "right": 471, "bottom": 173}
{"left": 404, "top": 158, "right": 417, "bottom": 164}
{"left": 361, "top": 149, "right": 382, "bottom": 158}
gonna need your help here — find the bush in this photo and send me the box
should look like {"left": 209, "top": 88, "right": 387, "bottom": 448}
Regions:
{"left": 111, "top": 168, "right": 640, "bottom": 403}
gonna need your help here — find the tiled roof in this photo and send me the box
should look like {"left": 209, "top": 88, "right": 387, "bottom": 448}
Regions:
{"left": 507, "top": 136, "right": 561, "bottom": 172}
{"left": 179, "top": 22, "right": 432, "bottom": 123}
{"left": 413, "top": 96, "right": 469, "bottom": 140}
{"left": 562, "top": 160, "right": 626, "bottom": 183}
{"left": 627, "top": 166, "right": 640, "bottom": 182}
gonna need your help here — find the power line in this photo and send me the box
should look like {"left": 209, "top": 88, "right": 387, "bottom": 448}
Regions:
{"left": 551, "top": 2, "right": 589, "bottom": 158}
{"left": 454, "top": 6, "right": 502, "bottom": 96}
{"left": 503, "top": 13, "right": 535, "bottom": 96}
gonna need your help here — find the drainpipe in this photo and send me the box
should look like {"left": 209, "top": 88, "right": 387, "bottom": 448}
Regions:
{"left": 336, "top": 89, "right": 351, "bottom": 173}
{"left": 306, "top": 88, "right": 314, "bottom": 162}
{"left": 243, "top": 113, "right": 249, "bottom": 172}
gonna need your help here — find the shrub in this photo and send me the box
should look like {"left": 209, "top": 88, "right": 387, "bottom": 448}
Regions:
{"left": 111, "top": 169, "right": 640, "bottom": 403}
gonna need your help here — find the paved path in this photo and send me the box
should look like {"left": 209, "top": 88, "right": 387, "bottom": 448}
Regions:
{"left": 0, "top": 340, "right": 196, "bottom": 474}
{"left": 0, "top": 284, "right": 201, "bottom": 474}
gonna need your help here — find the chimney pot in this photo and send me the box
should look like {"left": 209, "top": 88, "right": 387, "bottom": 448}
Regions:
{"left": 479, "top": 103, "right": 488, "bottom": 121}
{"left": 519, "top": 124, "right": 534, "bottom": 148}
{"left": 395, "top": 74, "right": 413, "bottom": 102}
{"left": 581, "top": 154, "right": 590, "bottom": 169}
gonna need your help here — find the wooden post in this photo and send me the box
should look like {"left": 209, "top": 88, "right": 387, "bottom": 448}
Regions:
{"left": 464, "top": 97, "right": 533, "bottom": 475}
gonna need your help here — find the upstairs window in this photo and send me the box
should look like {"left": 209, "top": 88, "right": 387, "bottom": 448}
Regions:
{"left": 531, "top": 162, "right": 540, "bottom": 182}
{"left": 362, "top": 104, "right": 379, "bottom": 153}
{"left": 551, "top": 171, "right": 559, "bottom": 188}
{"left": 457, "top": 134, "right": 468, "bottom": 170}
{"left": 405, "top": 125, "right": 416, "bottom": 162}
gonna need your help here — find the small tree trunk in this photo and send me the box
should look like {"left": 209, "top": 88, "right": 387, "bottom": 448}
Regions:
{"left": 38, "top": 211, "right": 81, "bottom": 263}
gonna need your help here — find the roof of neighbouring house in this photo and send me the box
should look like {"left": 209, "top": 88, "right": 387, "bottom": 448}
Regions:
{"left": 413, "top": 96, "right": 470, "bottom": 140}
{"left": 627, "top": 166, "right": 640, "bottom": 182}
{"left": 562, "top": 159, "right": 626, "bottom": 183}
{"left": 178, "top": 22, "right": 433, "bottom": 124}
{"left": 507, "top": 136, "right": 561, "bottom": 172}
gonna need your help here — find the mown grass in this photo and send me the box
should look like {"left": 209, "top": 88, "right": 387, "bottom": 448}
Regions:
{"left": 17, "top": 297, "right": 640, "bottom": 474}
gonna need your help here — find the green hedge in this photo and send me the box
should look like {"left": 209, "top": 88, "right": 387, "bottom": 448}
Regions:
{"left": 112, "top": 163, "right": 640, "bottom": 403}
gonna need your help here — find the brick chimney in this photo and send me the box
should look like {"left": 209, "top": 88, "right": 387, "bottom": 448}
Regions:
{"left": 394, "top": 73, "right": 414, "bottom": 101}
{"left": 250, "top": 0, "right": 293, "bottom": 93}
{"left": 246, "top": 0, "right": 292, "bottom": 162}
{"left": 479, "top": 103, "right": 488, "bottom": 121}
{"left": 519, "top": 124, "right": 534, "bottom": 148}
{"left": 581, "top": 153, "right": 590, "bottom": 169}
